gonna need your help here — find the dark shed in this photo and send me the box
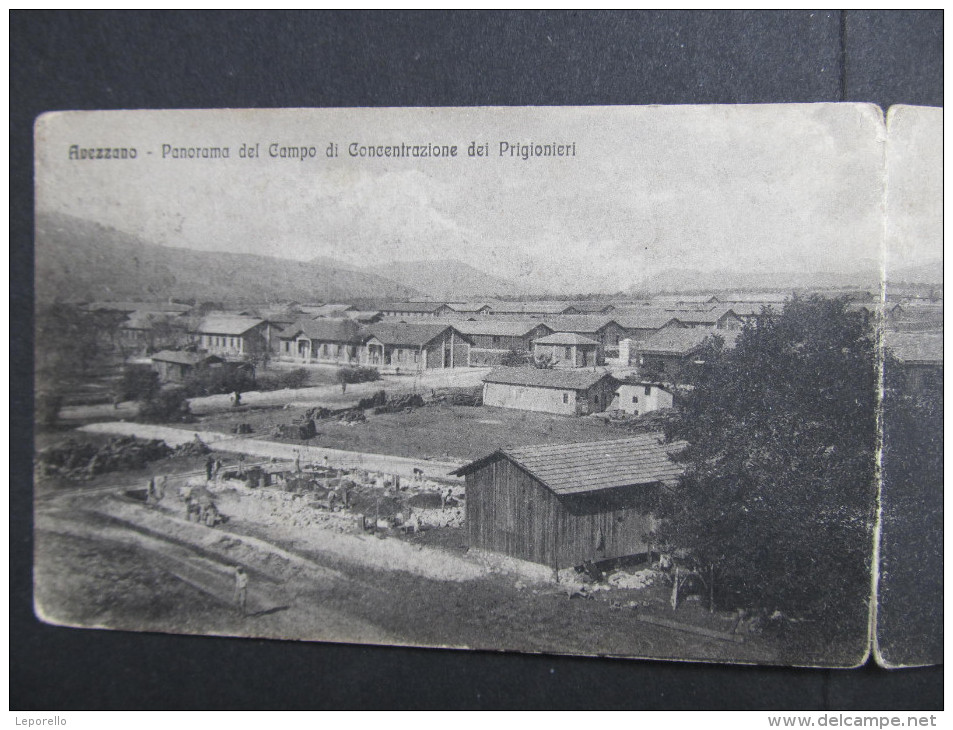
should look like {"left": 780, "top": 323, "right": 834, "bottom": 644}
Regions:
{"left": 453, "top": 435, "right": 683, "bottom": 572}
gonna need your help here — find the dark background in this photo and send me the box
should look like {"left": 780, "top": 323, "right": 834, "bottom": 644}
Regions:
{"left": 11, "top": 10, "right": 943, "bottom": 710}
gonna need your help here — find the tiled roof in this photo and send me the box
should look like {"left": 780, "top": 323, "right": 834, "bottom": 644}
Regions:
{"left": 541, "top": 315, "right": 617, "bottom": 333}
{"left": 533, "top": 332, "right": 600, "bottom": 346}
{"left": 454, "top": 435, "right": 684, "bottom": 495}
{"left": 193, "top": 316, "right": 266, "bottom": 335}
{"left": 885, "top": 332, "right": 943, "bottom": 364}
{"left": 440, "top": 320, "right": 551, "bottom": 337}
{"left": 613, "top": 312, "right": 684, "bottom": 330}
{"left": 483, "top": 367, "right": 614, "bottom": 390}
{"left": 278, "top": 318, "right": 365, "bottom": 343}
{"left": 365, "top": 322, "right": 469, "bottom": 347}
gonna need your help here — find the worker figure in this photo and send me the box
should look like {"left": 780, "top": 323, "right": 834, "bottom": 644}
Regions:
{"left": 341, "top": 380, "right": 347, "bottom": 394}
{"left": 293, "top": 449, "right": 301, "bottom": 473}
{"left": 213, "top": 458, "right": 223, "bottom": 480}
{"left": 443, "top": 487, "right": 454, "bottom": 509}
{"left": 238, "top": 454, "right": 246, "bottom": 477}
{"left": 205, "top": 456, "right": 214, "bottom": 481}
{"left": 234, "top": 566, "right": 248, "bottom": 617}
{"left": 233, "top": 390, "right": 242, "bottom": 407}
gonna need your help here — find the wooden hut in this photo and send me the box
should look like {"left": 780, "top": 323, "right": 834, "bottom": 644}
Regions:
{"left": 453, "top": 435, "right": 683, "bottom": 572}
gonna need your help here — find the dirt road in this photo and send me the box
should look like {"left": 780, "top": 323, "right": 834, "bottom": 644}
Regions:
{"left": 58, "top": 367, "right": 490, "bottom": 422}
{"left": 35, "top": 496, "right": 399, "bottom": 645}
{"left": 78, "top": 421, "right": 466, "bottom": 482}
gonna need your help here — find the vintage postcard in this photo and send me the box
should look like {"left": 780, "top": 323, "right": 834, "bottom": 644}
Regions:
{"left": 32, "top": 105, "right": 941, "bottom": 667}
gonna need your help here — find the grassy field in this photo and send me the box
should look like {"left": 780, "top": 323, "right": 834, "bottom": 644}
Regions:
{"left": 196, "top": 401, "right": 635, "bottom": 461}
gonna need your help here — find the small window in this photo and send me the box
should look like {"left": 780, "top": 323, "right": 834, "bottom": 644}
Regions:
{"left": 632, "top": 396, "right": 638, "bottom": 404}
{"left": 562, "top": 392, "right": 569, "bottom": 403}
{"left": 644, "top": 386, "right": 651, "bottom": 395}
{"left": 565, "top": 346, "right": 572, "bottom": 359}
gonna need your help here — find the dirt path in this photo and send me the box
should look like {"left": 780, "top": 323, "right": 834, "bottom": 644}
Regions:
{"left": 78, "top": 421, "right": 466, "bottom": 482}
{"left": 59, "top": 367, "right": 490, "bottom": 422}
{"left": 35, "top": 500, "right": 399, "bottom": 645}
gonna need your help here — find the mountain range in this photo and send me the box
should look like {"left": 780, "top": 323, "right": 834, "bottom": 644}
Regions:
{"left": 34, "top": 213, "right": 419, "bottom": 304}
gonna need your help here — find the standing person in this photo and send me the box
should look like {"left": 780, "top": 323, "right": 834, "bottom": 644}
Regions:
{"left": 234, "top": 566, "right": 248, "bottom": 617}
{"left": 341, "top": 379, "right": 347, "bottom": 394}
{"left": 293, "top": 449, "right": 301, "bottom": 473}
{"left": 233, "top": 390, "right": 242, "bottom": 407}
{"left": 238, "top": 453, "right": 246, "bottom": 477}
{"left": 205, "top": 456, "right": 214, "bottom": 481}
{"left": 213, "top": 458, "right": 222, "bottom": 480}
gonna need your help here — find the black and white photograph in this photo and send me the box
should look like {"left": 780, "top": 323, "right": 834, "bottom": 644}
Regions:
{"left": 31, "top": 103, "right": 940, "bottom": 671}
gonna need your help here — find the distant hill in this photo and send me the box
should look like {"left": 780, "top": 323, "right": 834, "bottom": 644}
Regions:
{"left": 366, "top": 259, "right": 527, "bottom": 299}
{"left": 887, "top": 259, "right": 943, "bottom": 285}
{"left": 34, "top": 213, "right": 419, "bottom": 304}
{"left": 634, "top": 265, "right": 883, "bottom": 295}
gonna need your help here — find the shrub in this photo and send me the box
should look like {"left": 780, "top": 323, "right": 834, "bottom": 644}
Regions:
{"left": 183, "top": 365, "right": 256, "bottom": 398}
{"left": 255, "top": 368, "right": 310, "bottom": 391}
{"left": 139, "top": 387, "right": 193, "bottom": 423}
{"left": 338, "top": 366, "right": 381, "bottom": 384}
{"left": 120, "top": 365, "right": 160, "bottom": 401}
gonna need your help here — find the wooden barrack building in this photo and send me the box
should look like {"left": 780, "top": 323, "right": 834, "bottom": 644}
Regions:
{"left": 453, "top": 436, "right": 683, "bottom": 573}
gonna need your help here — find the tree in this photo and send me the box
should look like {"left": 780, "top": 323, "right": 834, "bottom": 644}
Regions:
{"left": 656, "top": 297, "right": 878, "bottom": 621}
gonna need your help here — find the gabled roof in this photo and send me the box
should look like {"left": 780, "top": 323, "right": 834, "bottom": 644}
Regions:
{"left": 663, "top": 307, "right": 741, "bottom": 325}
{"left": 638, "top": 328, "right": 725, "bottom": 356}
{"left": 613, "top": 312, "right": 685, "bottom": 330}
{"left": 365, "top": 322, "right": 472, "bottom": 347}
{"left": 151, "top": 350, "right": 223, "bottom": 366}
{"left": 567, "top": 303, "right": 617, "bottom": 313}
{"left": 885, "top": 332, "right": 943, "bottom": 365}
{"left": 278, "top": 318, "right": 365, "bottom": 343}
{"left": 193, "top": 316, "right": 266, "bottom": 336}
{"left": 448, "top": 302, "right": 493, "bottom": 313}
{"left": 533, "top": 332, "right": 600, "bottom": 346}
{"left": 483, "top": 367, "right": 615, "bottom": 390}
{"left": 443, "top": 320, "right": 552, "bottom": 337}
{"left": 300, "top": 303, "right": 356, "bottom": 317}
{"left": 377, "top": 302, "right": 451, "bottom": 313}
{"left": 540, "top": 315, "right": 618, "bottom": 333}
{"left": 453, "top": 435, "right": 684, "bottom": 495}
{"left": 487, "top": 301, "right": 576, "bottom": 315}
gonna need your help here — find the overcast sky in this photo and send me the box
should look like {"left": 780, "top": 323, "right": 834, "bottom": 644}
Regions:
{"left": 36, "top": 104, "right": 934, "bottom": 293}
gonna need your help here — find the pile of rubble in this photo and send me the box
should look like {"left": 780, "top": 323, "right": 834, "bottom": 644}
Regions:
{"left": 430, "top": 387, "right": 482, "bottom": 406}
{"left": 37, "top": 436, "right": 173, "bottom": 480}
{"left": 172, "top": 438, "right": 211, "bottom": 457}
{"left": 372, "top": 393, "right": 424, "bottom": 414}
{"left": 274, "top": 418, "right": 317, "bottom": 440}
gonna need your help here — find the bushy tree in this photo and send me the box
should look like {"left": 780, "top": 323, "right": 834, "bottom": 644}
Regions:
{"left": 657, "top": 297, "right": 878, "bottom": 620}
